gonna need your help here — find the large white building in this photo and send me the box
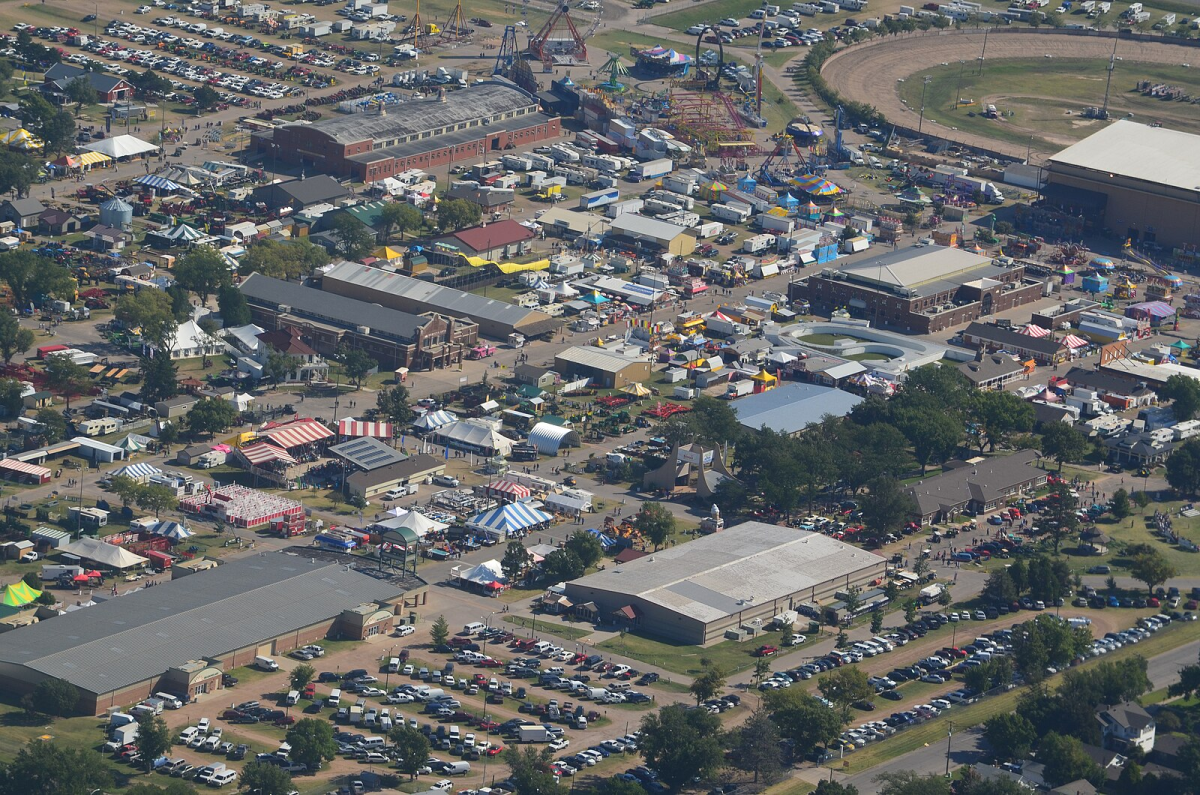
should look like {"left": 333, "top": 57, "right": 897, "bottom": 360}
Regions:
{"left": 564, "top": 521, "right": 886, "bottom": 645}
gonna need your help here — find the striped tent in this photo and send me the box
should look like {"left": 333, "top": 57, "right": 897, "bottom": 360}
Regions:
{"left": 2, "top": 581, "right": 41, "bottom": 607}
{"left": 134, "top": 174, "right": 184, "bottom": 192}
{"left": 412, "top": 409, "right": 457, "bottom": 432}
{"left": 486, "top": 479, "right": 532, "bottom": 501}
{"left": 110, "top": 462, "right": 162, "bottom": 482}
{"left": 238, "top": 441, "right": 297, "bottom": 466}
{"left": 1060, "top": 334, "right": 1089, "bottom": 349}
{"left": 468, "top": 502, "right": 553, "bottom": 539}
{"left": 118, "top": 435, "right": 145, "bottom": 452}
{"left": 164, "top": 223, "right": 204, "bottom": 242}
{"left": 337, "top": 419, "right": 394, "bottom": 439}
{"left": 1019, "top": 324, "right": 1050, "bottom": 338}
{"left": 147, "top": 521, "right": 194, "bottom": 541}
{"left": 261, "top": 418, "right": 334, "bottom": 450}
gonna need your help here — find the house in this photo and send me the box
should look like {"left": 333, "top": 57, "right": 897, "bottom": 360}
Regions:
{"left": 514, "top": 364, "right": 557, "bottom": 390}
{"left": 37, "top": 208, "right": 84, "bottom": 236}
{"left": 41, "top": 63, "right": 132, "bottom": 103}
{"left": 1097, "top": 701, "right": 1156, "bottom": 753}
{"left": 442, "top": 219, "right": 536, "bottom": 260}
{"left": 1049, "top": 782, "right": 1098, "bottom": 795}
{"left": 1103, "top": 431, "right": 1176, "bottom": 466}
{"left": 958, "top": 353, "right": 1030, "bottom": 390}
{"left": 250, "top": 175, "right": 350, "bottom": 212}
{"left": 0, "top": 198, "right": 46, "bottom": 228}
{"left": 905, "top": 449, "right": 1047, "bottom": 524}
{"left": 255, "top": 327, "right": 329, "bottom": 383}
{"left": 84, "top": 224, "right": 132, "bottom": 252}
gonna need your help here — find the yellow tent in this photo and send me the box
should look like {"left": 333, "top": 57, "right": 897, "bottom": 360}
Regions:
{"left": 373, "top": 246, "right": 405, "bottom": 262}
{"left": 621, "top": 383, "right": 651, "bottom": 397}
{"left": 750, "top": 369, "right": 778, "bottom": 385}
{"left": 0, "top": 128, "right": 44, "bottom": 151}
{"left": 2, "top": 580, "right": 41, "bottom": 606}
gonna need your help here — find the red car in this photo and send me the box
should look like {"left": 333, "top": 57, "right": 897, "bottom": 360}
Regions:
{"left": 487, "top": 745, "right": 505, "bottom": 756}
{"left": 274, "top": 715, "right": 295, "bottom": 726}
{"left": 1148, "top": 597, "right": 1160, "bottom": 608}
{"left": 478, "top": 658, "right": 502, "bottom": 668}
{"left": 754, "top": 645, "right": 779, "bottom": 657}
{"left": 478, "top": 720, "right": 500, "bottom": 731}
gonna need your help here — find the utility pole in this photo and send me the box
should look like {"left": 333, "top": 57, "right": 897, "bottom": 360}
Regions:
{"left": 1100, "top": 37, "right": 1119, "bottom": 119}
{"left": 945, "top": 720, "right": 954, "bottom": 777}
{"left": 918, "top": 77, "right": 932, "bottom": 135}
{"left": 954, "top": 60, "right": 966, "bottom": 110}
{"left": 978, "top": 26, "right": 989, "bottom": 74}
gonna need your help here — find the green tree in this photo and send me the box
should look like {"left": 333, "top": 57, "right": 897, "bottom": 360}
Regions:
{"left": 753, "top": 657, "right": 772, "bottom": 687}
{"left": 635, "top": 502, "right": 675, "bottom": 550}
{"left": 238, "top": 238, "right": 330, "bottom": 280}
{"left": 1039, "top": 732, "right": 1104, "bottom": 787}
{"left": 983, "top": 569, "right": 1018, "bottom": 605}
{"left": 429, "top": 614, "right": 450, "bottom": 647}
{"left": 174, "top": 246, "right": 231, "bottom": 304}
{"left": 109, "top": 474, "right": 143, "bottom": 507}
{"left": 290, "top": 663, "right": 315, "bottom": 691}
{"left": 1128, "top": 547, "right": 1176, "bottom": 596}
{"left": 501, "top": 746, "right": 564, "bottom": 795}
{"left": 564, "top": 530, "right": 604, "bottom": 569}
{"left": 140, "top": 353, "right": 179, "bottom": 404}
{"left": 500, "top": 540, "right": 532, "bottom": 582}
{"left": 18, "top": 93, "right": 74, "bottom": 155}
{"left": 43, "top": 356, "right": 88, "bottom": 409}
{"left": 1160, "top": 374, "right": 1200, "bottom": 421}
{"left": 157, "top": 421, "right": 179, "bottom": 451}
{"left": 0, "top": 148, "right": 36, "bottom": 197}
{"left": 859, "top": 475, "right": 917, "bottom": 545}
{"left": 904, "top": 599, "right": 919, "bottom": 624}
{"left": 284, "top": 718, "right": 338, "bottom": 771}
{"left": 1167, "top": 661, "right": 1200, "bottom": 700}
{"left": 814, "top": 783, "right": 859, "bottom": 795}
{"left": 971, "top": 390, "right": 1035, "bottom": 452}
{"left": 336, "top": 345, "right": 376, "bottom": 389}
{"left": 1167, "top": 437, "right": 1200, "bottom": 495}
{"left": 818, "top": 666, "right": 874, "bottom": 725}
{"left": 0, "top": 312, "right": 34, "bottom": 365}
{"left": 594, "top": 780, "right": 649, "bottom": 795}
{"left": 388, "top": 726, "right": 431, "bottom": 779}
{"left": 687, "top": 394, "right": 743, "bottom": 448}
{"left": 217, "top": 284, "right": 251, "bottom": 327}
{"left": 263, "top": 351, "right": 292, "bottom": 387}
{"left": 540, "top": 548, "right": 584, "bottom": 581}
{"left": 639, "top": 704, "right": 725, "bottom": 791}
{"left": 328, "top": 213, "right": 376, "bottom": 260}
{"left": 870, "top": 608, "right": 884, "bottom": 634}
{"left": 0, "top": 740, "right": 112, "bottom": 795}
{"left": 1040, "top": 421, "right": 1089, "bottom": 472}
{"left": 731, "top": 710, "right": 783, "bottom": 784}
{"left": 1132, "top": 490, "right": 1152, "bottom": 509}
{"left": 238, "top": 760, "right": 293, "bottom": 795}
{"left": 436, "top": 197, "right": 483, "bottom": 232}
{"left": 29, "top": 679, "right": 79, "bottom": 717}
{"left": 186, "top": 397, "right": 239, "bottom": 438}
{"left": 135, "top": 712, "right": 171, "bottom": 772}
{"left": 379, "top": 201, "right": 422, "bottom": 242}
{"left": 116, "top": 289, "right": 179, "bottom": 350}
{"left": 1044, "top": 482, "right": 1079, "bottom": 553}
{"left": 137, "top": 483, "right": 179, "bottom": 518}
{"left": 63, "top": 76, "right": 97, "bottom": 117}
{"left": 1110, "top": 488, "right": 1131, "bottom": 520}
{"left": 191, "top": 84, "right": 221, "bottom": 112}
{"left": 875, "top": 772, "right": 952, "bottom": 795}
{"left": 984, "top": 712, "right": 1036, "bottom": 761}
{"left": 0, "top": 251, "right": 75, "bottom": 312}
{"left": 689, "top": 663, "right": 727, "bottom": 705}
{"left": 34, "top": 408, "right": 67, "bottom": 443}
{"left": 129, "top": 69, "right": 174, "bottom": 98}
{"left": 764, "top": 689, "right": 842, "bottom": 756}
{"left": 376, "top": 384, "right": 414, "bottom": 429}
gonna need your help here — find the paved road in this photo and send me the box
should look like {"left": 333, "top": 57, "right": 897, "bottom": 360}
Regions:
{"left": 1147, "top": 639, "right": 1200, "bottom": 690}
{"left": 841, "top": 726, "right": 989, "bottom": 792}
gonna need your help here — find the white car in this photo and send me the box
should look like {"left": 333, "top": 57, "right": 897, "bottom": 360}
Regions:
{"left": 302, "top": 645, "right": 326, "bottom": 657}
{"left": 395, "top": 625, "right": 416, "bottom": 637}
{"left": 433, "top": 475, "right": 460, "bottom": 488}
{"left": 432, "top": 781, "right": 454, "bottom": 791}
{"left": 359, "top": 687, "right": 386, "bottom": 698}
{"left": 197, "top": 718, "right": 210, "bottom": 732}
{"left": 549, "top": 739, "right": 570, "bottom": 751}
{"left": 785, "top": 634, "right": 807, "bottom": 646}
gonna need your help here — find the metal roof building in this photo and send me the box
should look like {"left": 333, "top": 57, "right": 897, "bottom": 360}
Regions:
{"left": 607, "top": 214, "right": 696, "bottom": 257}
{"left": 319, "top": 260, "right": 562, "bottom": 339}
{"left": 553, "top": 346, "right": 653, "bottom": 389}
{"left": 564, "top": 521, "right": 886, "bottom": 645}
{"left": 0, "top": 553, "right": 413, "bottom": 714}
{"left": 730, "top": 382, "right": 863, "bottom": 435}
{"left": 328, "top": 435, "right": 408, "bottom": 471}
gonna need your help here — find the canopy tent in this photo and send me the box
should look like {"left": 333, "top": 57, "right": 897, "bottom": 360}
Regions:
{"left": 238, "top": 441, "right": 297, "bottom": 466}
{"left": 261, "top": 417, "right": 335, "bottom": 450}
{"left": 580, "top": 291, "right": 610, "bottom": 305}
{"left": 231, "top": 393, "right": 255, "bottom": 412}
{"left": 1091, "top": 257, "right": 1115, "bottom": 271}
{"left": 486, "top": 479, "right": 533, "bottom": 501}
{"left": 110, "top": 462, "right": 162, "bottom": 482}
{"left": 1060, "top": 334, "right": 1089, "bottom": 349}
{"left": 1171, "top": 340, "right": 1192, "bottom": 351}
{"left": 78, "top": 150, "right": 112, "bottom": 167}
{"left": 585, "top": 527, "right": 617, "bottom": 549}
{"left": 621, "top": 383, "right": 652, "bottom": 397}
{"left": 412, "top": 409, "right": 457, "bottom": 432}
{"left": 337, "top": 419, "right": 394, "bottom": 439}
{"left": 162, "top": 223, "right": 205, "bottom": 242}
{"left": 790, "top": 173, "right": 842, "bottom": 196}
{"left": 527, "top": 422, "right": 581, "bottom": 455}
{"left": 468, "top": 502, "right": 553, "bottom": 539}
{"left": 0, "top": 128, "right": 43, "bottom": 151}
{"left": 1127, "top": 301, "right": 1176, "bottom": 319}
{"left": 433, "top": 419, "right": 513, "bottom": 457}
{"left": 751, "top": 369, "right": 777, "bottom": 385}
{"left": 59, "top": 537, "right": 149, "bottom": 569}
{"left": 117, "top": 435, "right": 145, "bottom": 452}
{"left": 82, "top": 134, "right": 159, "bottom": 159}
{"left": 638, "top": 45, "right": 693, "bottom": 65}
{"left": 457, "top": 559, "right": 507, "bottom": 586}
{"left": 381, "top": 509, "right": 448, "bottom": 537}
{"left": 1, "top": 581, "right": 41, "bottom": 606}
{"left": 134, "top": 174, "right": 185, "bottom": 192}
{"left": 895, "top": 186, "right": 932, "bottom": 206}
{"left": 147, "top": 520, "right": 195, "bottom": 540}
{"left": 157, "top": 166, "right": 208, "bottom": 186}
{"left": 767, "top": 350, "right": 797, "bottom": 366}
{"left": 1039, "top": 389, "right": 1060, "bottom": 403}
{"left": 1020, "top": 324, "right": 1050, "bottom": 338}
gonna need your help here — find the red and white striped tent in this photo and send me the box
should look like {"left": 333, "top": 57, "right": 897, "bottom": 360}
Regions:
{"left": 485, "top": 479, "right": 532, "bottom": 502}
{"left": 0, "top": 458, "right": 51, "bottom": 483}
{"left": 1060, "top": 334, "right": 1089, "bottom": 349}
{"left": 238, "top": 441, "right": 297, "bottom": 467}
{"left": 260, "top": 418, "right": 334, "bottom": 451}
{"left": 337, "top": 419, "right": 394, "bottom": 440}
{"left": 1019, "top": 324, "right": 1050, "bottom": 338}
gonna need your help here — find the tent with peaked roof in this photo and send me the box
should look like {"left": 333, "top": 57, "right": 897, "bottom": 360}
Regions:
{"left": 82, "top": 134, "right": 159, "bottom": 159}
{"left": 621, "top": 383, "right": 652, "bottom": 397}
{"left": 118, "top": 435, "right": 145, "bottom": 452}
{"left": 457, "top": 559, "right": 507, "bottom": 585}
{"left": 59, "top": 537, "right": 149, "bottom": 569}
{"left": 147, "top": 521, "right": 194, "bottom": 541}
{"left": 1, "top": 580, "right": 41, "bottom": 606}
{"left": 379, "top": 509, "right": 448, "bottom": 538}
{"left": 468, "top": 502, "right": 553, "bottom": 539}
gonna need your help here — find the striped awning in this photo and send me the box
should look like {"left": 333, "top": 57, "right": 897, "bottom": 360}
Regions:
{"left": 261, "top": 418, "right": 334, "bottom": 450}
{"left": 77, "top": 151, "right": 112, "bottom": 166}
{"left": 1128, "top": 301, "right": 1176, "bottom": 319}
{"left": 1060, "top": 334, "right": 1089, "bottom": 349}
{"left": 110, "top": 462, "right": 162, "bottom": 481}
{"left": 337, "top": 419, "right": 394, "bottom": 439}
{"left": 487, "top": 480, "right": 532, "bottom": 499}
{"left": 135, "top": 174, "right": 182, "bottom": 192}
{"left": 0, "top": 459, "right": 51, "bottom": 479}
{"left": 240, "top": 441, "right": 297, "bottom": 466}
{"left": 1019, "top": 324, "right": 1050, "bottom": 338}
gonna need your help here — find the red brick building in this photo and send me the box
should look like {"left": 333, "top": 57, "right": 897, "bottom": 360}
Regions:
{"left": 257, "top": 79, "right": 561, "bottom": 183}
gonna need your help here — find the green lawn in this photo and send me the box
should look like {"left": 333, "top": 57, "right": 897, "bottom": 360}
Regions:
{"left": 764, "top": 779, "right": 816, "bottom": 795}
{"left": 503, "top": 615, "right": 593, "bottom": 641}
{"left": 1060, "top": 498, "right": 1200, "bottom": 579}
{"left": 597, "top": 627, "right": 805, "bottom": 677}
{"left": 653, "top": 0, "right": 770, "bottom": 32}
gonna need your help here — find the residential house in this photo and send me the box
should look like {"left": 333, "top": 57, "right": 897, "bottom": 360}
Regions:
{"left": 1097, "top": 702, "right": 1156, "bottom": 754}
{"left": 84, "top": 224, "right": 132, "bottom": 252}
{"left": 37, "top": 208, "right": 84, "bottom": 236}
{"left": 0, "top": 197, "right": 46, "bottom": 228}
{"left": 255, "top": 327, "right": 330, "bottom": 384}
{"left": 41, "top": 63, "right": 132, "bottom": 103}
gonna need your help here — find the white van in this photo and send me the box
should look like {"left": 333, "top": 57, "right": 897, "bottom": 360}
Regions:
{"left": 285, "top": 690, "right": 300, "bottom": 706}
{"left": 360, "top": 736, "right": 385, "bottom": 750}
{"left": 208, "top": 769, "right": 237, "bottom": 787}
{"left": 154, "top": 692, "right": 183, "bottom": 709}
{"left": 388, "top": 657, "right": 401, "bottom": 673}
{"left": 462, "top": 622, "right": 486, "bottom": 636}
{"left": 255, "top": 655, "right": 278, "bottom": 671}
{"left": 327, "top": 689, "right": 342, "bottom": 707}
{"left": 445, "top": 761, "right": 471, "bottom": 775}
{"left": 608, "top": 682, "right": 632, "bottom": 692}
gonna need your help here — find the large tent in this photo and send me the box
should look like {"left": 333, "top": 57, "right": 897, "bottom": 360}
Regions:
{"left": 109, "top": 462, "right": 162, "bottom": 482}
{"left": 413, "top": 410, "right": 457, "bottom": 432}
{"left": 82, "top": 134, "right": 159, "bottom": 159}
{"left": 468, "top": 502, "right": 553, "bottom": 539}
{"left": 432, "top": 419, "right": 513, "bottom": 457}
{"left": 134, "top": 174, "right": 185, "bottom": 193}
{"left": 457, "top": 559, "right": 507, "bottom": 586}
{"left": 58, "top": 537, "right": 149, "bottom": 569}
{"left": 526, "top": 422, "right": 581, "bottom": 455}
{"left": 146, "top": 520, "right": 195, "bottom": 541}
{"left": 380, "top": 509, "right": 448, "bottom": 538}
{"left": 0, "top": 128, "right": 43, "bottom": 151}
{"left": 1, "top": 580, "right": 41, "bottom": 607}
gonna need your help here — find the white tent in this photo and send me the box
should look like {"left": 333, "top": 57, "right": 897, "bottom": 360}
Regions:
{"left": 147, "top": 521, "right": 194, "bottom": 540}
{"left": 412, "top": 409, "right": 457, "bottom": 432}
{"left": 432, "top": 419, "right": 513, "bottom": 457}
{"left": 82, "top": 134, "right": 159, "bottom": 159}
{"left": 59, "top": 537, "right": 149, "bottom": 569}
{"left": 230, "top": 393, "right": 255, "bottom": 411}
{"left": 457, "top": 559, "right": 506, "bottom": 585}
{"left": 163, "top": 319, "right": 224, "bottom": 359}
{"left": 381, "top": 509, "right": 448, "bottom": 538}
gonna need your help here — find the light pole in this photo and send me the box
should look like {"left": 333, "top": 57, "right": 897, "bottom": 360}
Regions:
{"left": 944, "top": 720, "right": 954, "bottom": 777}
{"left": 918, "top": 77, "right": 932, "bottom": 135}
{"left": 954, "top": 60, "right": 965, "bottom": 110}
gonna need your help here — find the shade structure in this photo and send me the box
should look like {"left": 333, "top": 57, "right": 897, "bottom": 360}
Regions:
{"left": 382, "top": 509, "right": 448, "bottom": 537}
{"left": 135, "top": 174, "right": 183, "bottom": 192}
{"left": 1019, "top": 324, "right": 1050, "bottom": 338}
{"left": 110, "top": 462, "right": 162, "bottom": 482}
{"left": 0, "top": 128, "right": 43, "bottom": 151}
{"left": 337, "top": 419, "right": 394, "bottom": 439}
{"left": 585, "top": 527, "right": 617, "bottom": 548}
{"left": 1171, "top": 340, "right": 1192, "bottom": 351}
{"left": 457, "top": 559, "right": 507, "bottom": 585}
{"left": 0, "top": 458, "right": 51, "bottom": 481}
{"left": 791, "top": 173, "right": 842, "bottom": 196}
{"left": 82, "top": 134, "right": 159, "bottom": 159}
{"left": 118, "top": 435, "right": 144, "bottom": 452}
{"left": 468, "top": 502, "right": 553, "bottom": 539}
{"left": 1060, "top": 334, "right": 1088, "bottom": 349}
{"left": 261, "top": 417, "right": 335, "bottom": 450}
{"left": 1127, "top": 301, "right": 1176, "bottom": 319}
{"left": 621, "top": 383, "right": 652, "bottom": 397}
{"left": 147, "top": 520, "right": 194, "bottom": 540}
{"left": 163, "top": 223, "right": 204, "bottom": 242}
{"left": 526, "top": 422, "right": 581, "bottom": 455}
{"left": 486, "top": 480, "right": 533, "bottom": 501}
{"left": 78, "top": 151, "right": 112, "bottom": 167}
{"left": 2, "top": 581, "right": 41, "bottom": 606}
{"left": 59, "top": 537, "right": 149, "bottom": 569}
{"left": 412, "top": 409, "right": 457, "bottom": 432}
{"left": 239, "top": 441, "right": 297, "bottom": 466}
{"left": 580, "top": 291, "right": 610, "bottom": 305}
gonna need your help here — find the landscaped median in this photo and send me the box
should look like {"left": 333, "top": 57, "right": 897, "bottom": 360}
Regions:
{"left": 831, "top": 616, "right": 1200, "bottom": 774}
{"left": 502, "top": 615, "right": 593, "bottom": 642}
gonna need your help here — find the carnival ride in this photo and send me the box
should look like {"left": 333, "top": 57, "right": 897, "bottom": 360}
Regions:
{"left": 528, "top": 4, "right": 589, "bottom": 68}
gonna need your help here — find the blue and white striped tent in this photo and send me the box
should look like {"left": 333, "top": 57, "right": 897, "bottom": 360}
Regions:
{"left": 134, "top": 174, "right": 184, "bottom": 192}
{"left": 412, "top": 409, "right": 457, "bottom": 432}
{"left": 109, "top": 462, "right": 162, "bottom": 483}
{"left": 468, "top": 502, "right": 553, "bottom": 539}
{"left": 147, "top": 521, "right": 194, "bottom": 541}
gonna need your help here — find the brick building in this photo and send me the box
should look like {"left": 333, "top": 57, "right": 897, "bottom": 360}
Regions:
{"left": 790, "top": 245, "right": 1044, "bottom": 334}
{"left": 256, "top": 79, "right": 561, "bottom": 183}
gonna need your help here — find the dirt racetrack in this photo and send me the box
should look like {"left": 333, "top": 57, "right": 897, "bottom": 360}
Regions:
{"left": 822, "top": 28, "right": 1200, "bottom": 159}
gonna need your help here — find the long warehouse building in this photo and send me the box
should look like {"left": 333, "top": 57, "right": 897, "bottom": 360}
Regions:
{"left": 318, "top": 260, "right": 563, "bottom": 339}
{"left": 563, "top": 521, "right": 886, "bottom": 645}
{"left": 0, "top": 553, "right": 423, "bottom": 715}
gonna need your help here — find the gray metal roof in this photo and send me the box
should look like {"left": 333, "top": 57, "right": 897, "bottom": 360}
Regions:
{"left": 240, "top": 273, "right": 431, "bottom": 342}
{"left": 608, "top": 213, "right": 692, "bottom": 243}
{"left": 328, "top": 436, "right": 408, "bottom": 471}
{"left": 321, "top": 261, "right": 557, "bottom": 333}
{"left": 347, "top": 113, "right": 558, "bottom": 164}
{"left": 293, "top": 81, "right": 536, "bottom": 145}
{"left": 731, "top": 382, "right": 863, "bottom": 435}
{"left": 905, "top": 449, "right": 1042, "bottom": 517}
{"left": 0, "top": 553, "right": 404, "bottom": 694}
{"left": 565, "top": 521, "right": 884, "bottom": 624}
{"left": 836, "top": 245, "right": 995, "bottom": 295}
{"left": 555, "top": 346, "right": 651, "bottom": 374}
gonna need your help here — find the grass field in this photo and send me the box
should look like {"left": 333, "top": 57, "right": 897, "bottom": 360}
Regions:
{"left": 1062, "top": 498, "right": 1200, "bottom": 579}
{"left": 899, "top": 58, "right": 1200, "bottom": 152}
{"left": 597, "top": 627, "right": 817, "bottom": 677}
{"left": 503, "top": 614, "right": 594, "bottom": 641}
